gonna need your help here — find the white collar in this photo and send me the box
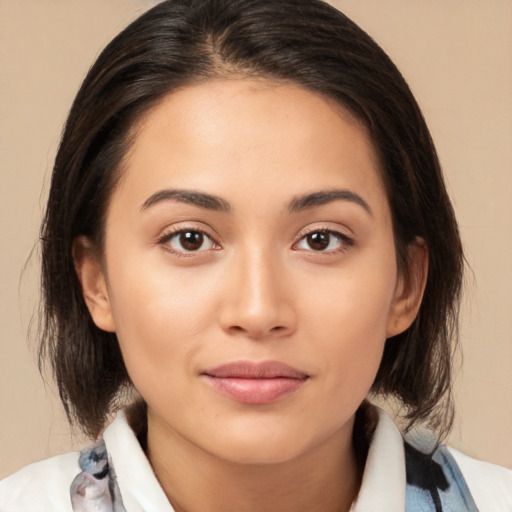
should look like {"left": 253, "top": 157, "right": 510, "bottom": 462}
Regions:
{"left": 350, "top": 407, "right": 406, "bottom": 511}
{"left": 103, "top": 410, "right": 174, "bottom": 512}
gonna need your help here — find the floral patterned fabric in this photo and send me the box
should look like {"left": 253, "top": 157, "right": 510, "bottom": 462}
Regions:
{"left": 70, "top": 441, "right": 125, "bottom": 512}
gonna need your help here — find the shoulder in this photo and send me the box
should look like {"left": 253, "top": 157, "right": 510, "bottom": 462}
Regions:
{"left": 0, "top": 451, "right": 80, "bottom": 511}
{"left": 449, "top": 447, "right": 512, "bottom": 511}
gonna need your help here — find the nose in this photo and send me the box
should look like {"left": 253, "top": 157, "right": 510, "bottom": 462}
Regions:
{"left": 218, "top": 248, "right": 297, "bottom": 340}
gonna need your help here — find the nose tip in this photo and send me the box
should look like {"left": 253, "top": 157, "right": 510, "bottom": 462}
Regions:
{"left": 218, "top": 257, "right": 297, "bottom": 340}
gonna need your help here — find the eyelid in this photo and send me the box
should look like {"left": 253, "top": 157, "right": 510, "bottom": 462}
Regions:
{"left": 292, "top": 225, "right": 355, "bottom": 254}
{"left": 293, "top": 222, "right": 354, "bottom": 242}
{"left": 157, "top": 224, "right": 221, "bottom": 255}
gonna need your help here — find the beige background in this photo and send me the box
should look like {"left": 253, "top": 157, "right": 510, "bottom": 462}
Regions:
{"left": 0, "top": 0, "right": 511, "bottom": 479}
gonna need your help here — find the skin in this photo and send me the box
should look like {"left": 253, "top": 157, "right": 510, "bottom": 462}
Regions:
{"left": 75, "top": 79, "right": 427, "bottom": 512}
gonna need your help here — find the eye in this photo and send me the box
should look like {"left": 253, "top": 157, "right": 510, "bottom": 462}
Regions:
{"left": 294, "top": 230, "right": 352, "bottom": 253}
{"left": 161, "top": 229, "right": 219, "bottom": 253}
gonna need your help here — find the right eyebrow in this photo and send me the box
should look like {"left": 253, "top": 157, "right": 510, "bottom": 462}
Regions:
{"left": 140, "top": 189, "right": 231, "bottom": 212}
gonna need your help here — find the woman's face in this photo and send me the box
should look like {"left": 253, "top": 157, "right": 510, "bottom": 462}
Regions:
{"left": 79, "top": 79, "right": 422, "bottom": 464}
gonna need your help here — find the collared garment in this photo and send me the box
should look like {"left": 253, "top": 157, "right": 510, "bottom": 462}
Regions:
{"left": 1, "top": 406, "right": 511, "bottom": 511}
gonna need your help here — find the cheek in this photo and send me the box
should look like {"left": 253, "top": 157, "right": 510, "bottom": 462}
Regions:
{"left": 302, "top": 251, "right": 397, "bottom": 393}
{"left": 104, "top": 252, "right": 221, "bottom": 395}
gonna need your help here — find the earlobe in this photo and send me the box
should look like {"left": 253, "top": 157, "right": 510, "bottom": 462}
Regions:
{"left": 72, "top": 236, "right": 116, "bottom": 333}
{"left": 386, "top": 239, "right": 428, "bottom": 338}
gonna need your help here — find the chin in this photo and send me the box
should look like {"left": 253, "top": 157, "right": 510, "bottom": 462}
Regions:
{"left": 200, "top": 421, "right": 318, "bottom": 466}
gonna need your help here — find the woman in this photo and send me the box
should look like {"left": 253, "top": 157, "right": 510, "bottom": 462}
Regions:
{"left": 1, "top": 0, "right": 510, "bottom": 510}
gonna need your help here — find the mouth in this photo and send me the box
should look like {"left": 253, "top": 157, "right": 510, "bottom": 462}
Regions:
{"left": 201, "top": 360, "right": 310, "bottom": 405}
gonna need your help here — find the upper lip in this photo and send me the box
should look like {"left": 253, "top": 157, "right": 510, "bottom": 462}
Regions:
{"left": 202, "top": 360, "right": 309, "bottom": 379}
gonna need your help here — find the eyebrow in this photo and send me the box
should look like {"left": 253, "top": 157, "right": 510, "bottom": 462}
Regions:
{"left": 141, "top": 187, "right": 372, "bottom": 216}
{"left": 140, "top": 189, "right": 231, "bottom": 212}
{"left": 288, "top": 189, "right": 373, "bottom": 216}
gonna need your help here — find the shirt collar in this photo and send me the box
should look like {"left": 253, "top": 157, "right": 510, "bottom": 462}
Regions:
{"left": 351, "top": 406, "right": 406, "bottom": 511}
{"left": 103, "top": 409, "right": 174, "bottom": 512}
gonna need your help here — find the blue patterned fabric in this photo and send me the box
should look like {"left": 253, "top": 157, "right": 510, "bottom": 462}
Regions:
{"left": 405, "top": 440, "right": 479, "bottom": 512}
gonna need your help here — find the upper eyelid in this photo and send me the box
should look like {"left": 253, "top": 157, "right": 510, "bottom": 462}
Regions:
{"left": 295, "top": 229, "right": 352, "bottom": 244}
{"left": 294, "top": 223, "right": 354, "bottom": 241}
{"left": 158, "top": 223, "right": 218, "bottom": 242}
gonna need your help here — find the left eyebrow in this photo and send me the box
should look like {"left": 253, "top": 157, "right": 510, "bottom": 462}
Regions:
{"left": 288, "top": 189, "right": 373, "bottom": 217}
{"left": 140, "top": 189, "right": 231, "bottom": 212}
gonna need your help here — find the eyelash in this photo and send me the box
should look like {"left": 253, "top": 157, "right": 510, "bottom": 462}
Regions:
{"left": 292, "top": 228, "right": 355, "bottom": 255}
{"left": 158, "top": 226, "right": 220, "bottom": 255}
{"left": 157, "top": 226, "right": 354, "bottom": 256}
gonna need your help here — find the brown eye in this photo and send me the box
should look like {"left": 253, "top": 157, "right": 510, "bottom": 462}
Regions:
{"left": 294, "top": 229, "right": 353, "bottom": 253}
{"left": 165, "top": 229, "right": 217, "bottom": 253}
{"left": 306, "top": 232, "right": 330, "bottom": 251}
{"left": 180, "top": 231, "right": 204, "bottom": 251}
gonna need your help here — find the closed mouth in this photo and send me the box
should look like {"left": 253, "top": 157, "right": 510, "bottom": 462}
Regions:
{"left": 201, "top": 360, "right": 309, "bottom": 404}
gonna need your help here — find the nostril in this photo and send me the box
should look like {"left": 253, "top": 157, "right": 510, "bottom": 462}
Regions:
{"left": 227, "top": 324, "right": 287, "bottom": 336}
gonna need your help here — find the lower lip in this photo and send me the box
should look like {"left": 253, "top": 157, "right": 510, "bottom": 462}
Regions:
{"left": 202, "top": 376, "right": 307, "bottom": 405}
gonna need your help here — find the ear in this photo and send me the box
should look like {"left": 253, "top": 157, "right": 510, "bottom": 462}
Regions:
{"left": 72, "top": 236, "right": 116, "bottom": 332}
{"left": 386, "top": 239, "right": 428, "bottom": 338}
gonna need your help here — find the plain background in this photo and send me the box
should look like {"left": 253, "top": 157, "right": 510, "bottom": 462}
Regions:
{"left": 0, "top": 0, "right": 511, "bottom": 479}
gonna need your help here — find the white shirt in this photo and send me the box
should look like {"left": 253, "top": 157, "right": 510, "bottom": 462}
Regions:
{"left": 1, "top": 407, "right": 511, "bottom": 511}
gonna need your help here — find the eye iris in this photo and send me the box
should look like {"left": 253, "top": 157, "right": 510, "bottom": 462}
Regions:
{"left": 180, "top": 231, "right": 204, "bottom": 251}
{"left": 307, "top": 232, "right": 330, "bottom": 250}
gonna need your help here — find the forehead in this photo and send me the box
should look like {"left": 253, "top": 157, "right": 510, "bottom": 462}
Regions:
{"left": 113, "top": 79, "right": 388, "bottom": 217}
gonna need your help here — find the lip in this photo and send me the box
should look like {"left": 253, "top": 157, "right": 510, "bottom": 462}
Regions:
{"left": 201, "top": 360, "right": 309, "bottom": 405}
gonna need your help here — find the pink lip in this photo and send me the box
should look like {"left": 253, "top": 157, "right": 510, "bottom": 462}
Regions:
{"left": 201, "top": 361, "right": 309, "bottom": 405}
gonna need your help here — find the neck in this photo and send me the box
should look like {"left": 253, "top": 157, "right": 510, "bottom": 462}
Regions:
{"left": 144, "top": 407, "right": 363, "bottom": 512}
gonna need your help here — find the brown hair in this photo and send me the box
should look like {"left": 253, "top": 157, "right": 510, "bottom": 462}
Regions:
{"left": 39, "top": 0, "right": 463, "bottom": 439}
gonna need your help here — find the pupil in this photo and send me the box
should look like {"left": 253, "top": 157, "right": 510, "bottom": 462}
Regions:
{"left": 180, "top": 231, "right": 203, "bottom": 251}
{"left": 308, "top": 232, "right": 329, "bottom": 250}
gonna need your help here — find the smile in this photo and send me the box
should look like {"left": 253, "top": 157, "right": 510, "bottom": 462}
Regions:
{"left": 201, "top": 360, "right": 310, "bottom": 405}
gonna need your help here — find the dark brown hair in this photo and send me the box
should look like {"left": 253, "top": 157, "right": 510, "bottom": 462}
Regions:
{"left": 39, "top": 0, "right": 463, "bottom": 439}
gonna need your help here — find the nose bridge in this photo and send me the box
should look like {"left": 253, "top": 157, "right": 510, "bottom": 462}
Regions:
{"left": 244, "top": 246, "right": 280, "bottom": 312}
{"left": 220, "top": 242, "right": 295, "bottom": 338}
